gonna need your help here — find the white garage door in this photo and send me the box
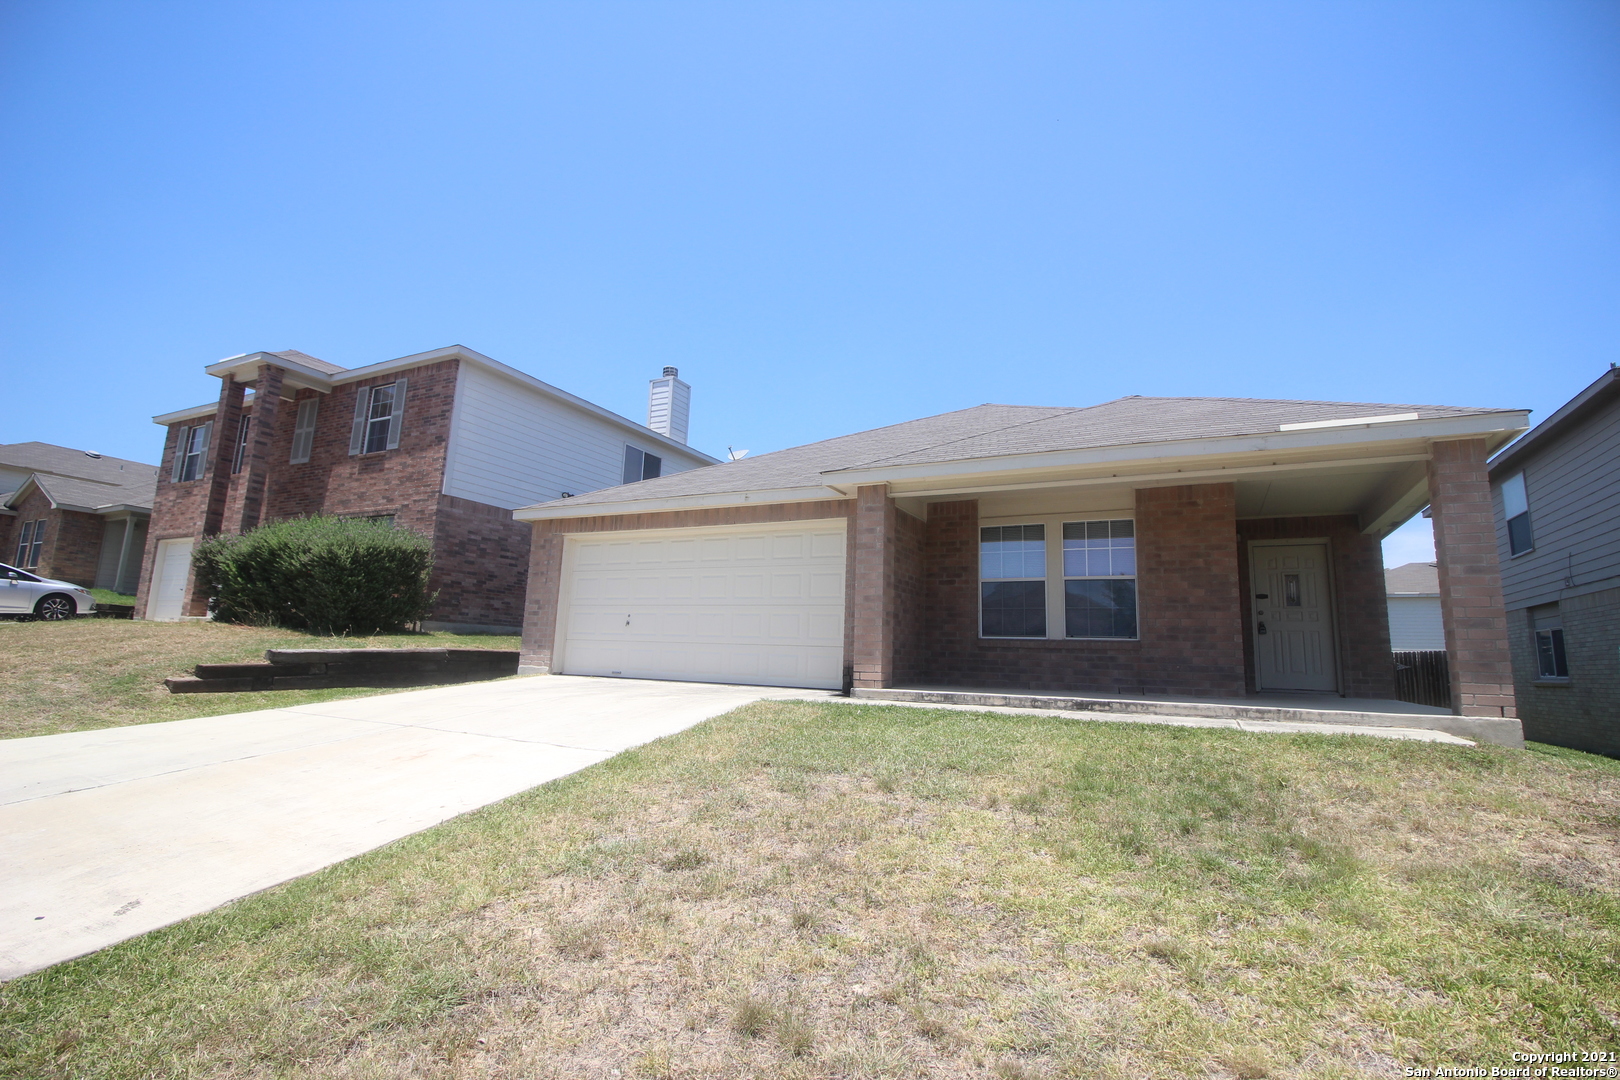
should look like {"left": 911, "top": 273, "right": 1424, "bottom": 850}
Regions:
{"left": 147, "top": 538, "right": 194, "bottom": 621}
{"left": 558, "top": 520, "right": 847, "bottom": 689}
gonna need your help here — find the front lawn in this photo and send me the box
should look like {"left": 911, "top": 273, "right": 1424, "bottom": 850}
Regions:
{"left": 3, "top": 702, "right": 1616, "bottom": 1078}
{"left": 0, "top": 618, "right": 522, "bottom": 740}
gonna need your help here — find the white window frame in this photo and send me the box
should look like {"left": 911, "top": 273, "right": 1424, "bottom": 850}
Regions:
{"left": 172, "top": 422, "right": 211, "bottom": 483}
{"left": 349, "top": 379, "right": 408, "bottom": 456}
{"left": 978, "top": 523, "right": 1049, "bottom": 639}
{"left": 1501, "top": 471, "right": 1533, "bottom": 557}
{"left": 1060, "top": 518, "right": 1139, "bottom": 640}
{"left": 289, "top": 398, "right": 319, "bottom": 464}
{"left": 15, "top": 520, "right": 43, "bottom": 568}
{"left": 977, "top": 513, "right": 1139, "bottom": 641}
{"left": 232, "top": 415, "right": 253, "bottom": 474}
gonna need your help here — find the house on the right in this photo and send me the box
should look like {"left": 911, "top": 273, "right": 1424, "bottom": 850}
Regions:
{"left": 1489, "top": 366, "right": 1620, "bottom": 757}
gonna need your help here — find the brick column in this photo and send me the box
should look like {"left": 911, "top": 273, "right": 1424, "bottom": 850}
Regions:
{"left": 199, "top": 377, "right": 246, "bottom": 539}
{"left": 233, "top": 363, "right": 284, "bottom": 533}
{"left": 1428, "top": 439, "right": 1517, "bottom": 718}
{"left": 851, "top": 484, "right": 896, "bottom": 688}
{"left": 519, "top": 523, "right": 566, "bottom": 673}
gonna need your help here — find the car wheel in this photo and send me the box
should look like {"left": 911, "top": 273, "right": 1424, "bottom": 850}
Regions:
{"left": 34, "top": 594, "right": 76, "bottom": 621}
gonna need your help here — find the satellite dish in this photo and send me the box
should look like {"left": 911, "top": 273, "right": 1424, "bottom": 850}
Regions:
{"left": 727, "top": 447, "right": 750, "bottom": 461}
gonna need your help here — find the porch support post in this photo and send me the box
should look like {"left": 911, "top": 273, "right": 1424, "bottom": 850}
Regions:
{"left": 1428, "top": 439, "right": 1517, "bottom": 718}
{"left": 233, "top": 362, "right": 285, "bottom": 534}
{"left": 519, "top": 523, "right": 565, "bottom": 674}
{"left": 851, "top": 484, "right": 896, "bottom": 689}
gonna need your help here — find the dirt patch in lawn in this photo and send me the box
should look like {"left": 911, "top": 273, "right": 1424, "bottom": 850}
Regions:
{"left": 0, "top": 618, "right": 521, "bottom": 740}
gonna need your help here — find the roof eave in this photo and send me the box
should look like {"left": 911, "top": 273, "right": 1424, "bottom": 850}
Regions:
{"left": 1489, "top": 368, "right": 1620, "bottom": 477}
{"left": 512, "top": 485, "right": 847, "bottom": 522}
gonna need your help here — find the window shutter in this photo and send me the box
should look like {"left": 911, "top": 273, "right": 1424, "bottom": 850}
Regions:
{"left": 385, "top": 378, "right": 407, "bottom": 450}
{"left": 349, "top": 386, "right": 371, "bottom": 455}
{"left": 290, "top": 398, "right": 319, "bottom": 463}
{"left": 171, "top": 426, "right": 188, "bottom": 482}
{"left": 196, "top": 421, "right": 212, "bottom": 463}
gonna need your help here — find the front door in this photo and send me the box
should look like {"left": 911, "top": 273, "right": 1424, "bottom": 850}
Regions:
{"left": 148, "top": 539, "right": 194, "bottom": 621}
{"left": 1251, "top": 542, "right": 1338, "bottom": 693}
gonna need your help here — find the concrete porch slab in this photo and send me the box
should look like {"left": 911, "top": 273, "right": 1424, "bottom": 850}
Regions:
{"left": 851, "top": 687, "right": 1524, "bottom": 748}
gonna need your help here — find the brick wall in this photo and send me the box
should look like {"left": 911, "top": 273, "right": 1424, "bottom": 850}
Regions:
{"left": 912, "top": 484, "right": 1246, "bottom": 698}
{"left": 1237, "top": 515, "right": 1395, "bottom": 698}
{"left": 849, "top": 487, "right": 926, "bottom": 689}
{"left": 2, "top": 488, "right": 105, "bottom": 589}
{"left": 519, "top": 500, "right": 855, "bottom": 673}
{"left": 1510, "top": 587, "right": 1620, "bottom": 756}
{"left": 1429, "top": 439, "right": 1517, "bottom": 718}
{"left": 136, "top": 376, "right": 245, "bottom": 617}
{"left": 428, "top": 494, "right": 532, "bottom": 630}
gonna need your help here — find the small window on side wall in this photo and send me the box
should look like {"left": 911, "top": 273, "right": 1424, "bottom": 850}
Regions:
{"left": 1501, "top": 472, "right": 1533, "bottom": 556}
{"left": 622, "top": 446, "right": 662, "bottom": 485}
{"left": 171, "top": 422, "right": 211, "bottom": 483}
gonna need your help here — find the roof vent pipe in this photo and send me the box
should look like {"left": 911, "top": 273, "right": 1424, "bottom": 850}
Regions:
{"left": 647, "top": 368, "right": 691, "bottom": 444}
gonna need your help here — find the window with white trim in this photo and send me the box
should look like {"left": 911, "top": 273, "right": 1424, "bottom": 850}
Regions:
{"left": 232, "top": 415, "right": 253, "bottom": 474}
{"left": 171, "top": 422, "right": 211, "bottom": 483}
{"left": 1062, "top": 519, "right": 1138, "bottom": 638}
{"left": 289, "top": 398, "right": 318, "bottom": 464}
{"left": 1501, "top": 472, "right": 1533, "bottom": 556}
{"left": 14, "top": 520, "right": 44, "bottom": 568}
{"left": 978, "top": 517, "right": 1139, "bottom": 640}
{"left": 349, "top": 379, "right": 408, "bottom": 456}
{"left": 622, "top": 445, "right": 662, "bottom": 485}
{"left": 1531, "top": 603, "right": 1568, "bottom": 679}
{"left": 980, "top": 524, "right": 1047, "bottom": 637}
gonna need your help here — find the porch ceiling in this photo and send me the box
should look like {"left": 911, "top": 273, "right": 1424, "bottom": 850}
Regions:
{"left": 888, "top": 447, "right": 1438, "bottom": 538}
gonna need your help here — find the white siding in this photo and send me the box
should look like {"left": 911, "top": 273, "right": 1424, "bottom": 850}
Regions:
{"left": 443, "top": 364, "right": 713, "bottom": 510}
{"left": 1387, "top": 595, "right": 1445, "bottom": 651}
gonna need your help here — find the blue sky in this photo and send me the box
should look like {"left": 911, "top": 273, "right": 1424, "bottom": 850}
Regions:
{"left": 3, "top": 1, "right": 1616, "bottom": 565}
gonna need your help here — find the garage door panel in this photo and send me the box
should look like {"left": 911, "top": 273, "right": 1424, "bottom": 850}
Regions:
{"left": 561, "top": 523, "right": 847, "bottom": 690}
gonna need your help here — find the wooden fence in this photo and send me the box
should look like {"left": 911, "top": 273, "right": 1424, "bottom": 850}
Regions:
{"left": 1393, "top": 650, "right": 1451, "bottom": 710}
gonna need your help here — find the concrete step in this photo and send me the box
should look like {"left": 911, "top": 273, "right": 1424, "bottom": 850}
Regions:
{"left": 849, "top": 687, "right": 1524, "bottom": 748}
{"left": 168, "top": 649, "right": 521, "bottom": 694}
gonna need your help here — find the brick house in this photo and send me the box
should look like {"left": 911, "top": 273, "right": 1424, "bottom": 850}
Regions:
{"left": 0, "top": 442, "right": 157, "bottom": 594}
{"left": 514, "top": 396, "right": 1526, "bottom": 726}
{"left": 136, "top": 347, "right": 715, "bottom": 629}
{"left": 1488, "top": 366, "right": 1620, "bottom": 756}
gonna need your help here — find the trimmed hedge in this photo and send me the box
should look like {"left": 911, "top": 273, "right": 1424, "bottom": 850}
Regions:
{"left": 192, "top": 516, "right": 436, "bottom": 635}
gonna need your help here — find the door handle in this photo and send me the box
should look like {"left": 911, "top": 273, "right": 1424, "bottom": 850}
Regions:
{"left": 1257, "top": 620, "right": 1267, "bottom": 635}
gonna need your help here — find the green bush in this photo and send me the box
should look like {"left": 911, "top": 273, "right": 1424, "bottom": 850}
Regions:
{"left": 192, "top": 517, "right": 436, "bottom": 635}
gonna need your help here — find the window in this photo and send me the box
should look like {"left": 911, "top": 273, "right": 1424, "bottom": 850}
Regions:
{"left": 1501, "top": 472, "right": 1533, "bottom": 556}
{"left": 1536, "top": 629, "right": 1569, "bottom": 679}
{"left": 14, "top": 520, "right": 44, "bottom": 568}
{"left": 349, "top": 379, "right": 408, "bottom": 456}
{"left": 1061, "top": 519, "right": 1138, "bottom": 639}
{"left": 980, "top": 524, "right": 1047, "bottom": 637}
{"left": 232, "top": 415, "right": 253, "bottom": 474}
{"left": 171, "top": 422, "right": 211, "bottom": 483}
{"left": 622, "top": 445, "right": 663, "bottom": 485}
{"left": 289, "top": 398, "right": 318, "bottom": 464}
{"left": 1532, "top": 603, "right": 1568, "bottom": 679}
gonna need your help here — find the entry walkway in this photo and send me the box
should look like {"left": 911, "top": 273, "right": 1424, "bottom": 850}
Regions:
{"left": 0, "top": 675, "right": 836, "bottom": 981}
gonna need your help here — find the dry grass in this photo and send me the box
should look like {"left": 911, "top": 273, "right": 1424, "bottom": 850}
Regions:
{"left": 3, "top": 701, "right": 1619, "bottom": 1079}
{"left": 0, "top": 618, "right": 521, "bottom": 740}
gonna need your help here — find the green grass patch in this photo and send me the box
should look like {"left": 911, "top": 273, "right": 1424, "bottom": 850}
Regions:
{"left": 0, "top": 618, "right": 521, "bottom": 739}
{"left": 3, "top": 701, "right": 1618, "bottom": 1078}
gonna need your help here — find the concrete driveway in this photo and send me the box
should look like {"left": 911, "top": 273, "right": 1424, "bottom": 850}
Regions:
{"left": 0, "top": 675, "right": 836, "bottom": 981}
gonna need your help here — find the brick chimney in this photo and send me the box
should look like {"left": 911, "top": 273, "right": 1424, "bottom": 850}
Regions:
{"left": 647, "top": 366, "right": 690, "bottom": 444}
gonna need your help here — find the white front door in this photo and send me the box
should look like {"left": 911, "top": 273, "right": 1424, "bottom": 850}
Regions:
{"left": 558, "top": 521, "right": 847, "bottom": 690}
{"left": 148, "top": 538, "right": 194, "bottom": 621}
{"left": 1252, "top": 542, "right": 1338, "bottom": 693}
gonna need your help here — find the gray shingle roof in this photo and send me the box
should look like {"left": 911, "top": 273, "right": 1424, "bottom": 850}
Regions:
{"left": 0, "top": 443, "right": 158, "bottom": 512}
{"left": 1385, "top": 562, "right": 1440, "bottom": 595}
{"left": 525, "top": 396, "right": 1515, "bottom": 512}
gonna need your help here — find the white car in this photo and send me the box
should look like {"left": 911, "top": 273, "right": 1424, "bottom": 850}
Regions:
{"left": 1, "top": 563, "right": 97, "bottom": 620}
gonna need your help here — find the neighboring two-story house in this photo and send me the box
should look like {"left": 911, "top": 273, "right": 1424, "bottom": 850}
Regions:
{"left": 136, "top": 346, "right": 716, "bottom": 631}
{"left": 0, "top": 442, "right": 157, "bottom": 595}
{"left": 1489, "top": 366, "right": 1620, "bottom": 756}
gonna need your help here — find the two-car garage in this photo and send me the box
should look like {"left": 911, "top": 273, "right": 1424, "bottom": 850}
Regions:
{"left": 551, "top": 519, "right": 848, "bottom": 690}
